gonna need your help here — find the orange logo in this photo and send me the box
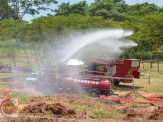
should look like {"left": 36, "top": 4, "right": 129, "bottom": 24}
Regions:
{"left": 2, "top": 101, "right": 16, "bottom": 115}
{"left": 0, "top": 99, "right": 18, "bottom": 117}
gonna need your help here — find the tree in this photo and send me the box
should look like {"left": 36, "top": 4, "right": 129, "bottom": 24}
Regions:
{"left": 54, "top": 1, "right": 88, "bottom": 16}
{"left": 159, "top": 6, "right": 163, "bottom": 12}
{"left": 123, "top": 2, "right": 159, "bottom": 22}
{"left": 3, "top": 15, "right": 114, "bottom": 65}
{"left": 127, "top": 12, "right": 163, "bottom": 52}
{"left": 0, "top": 0, "right": 58, "bottom": 20}
{"left": 0, "top": 19, "right": 27, "bottom": 66}
{"left": 88, "top": 0, "right": 128, "bottom": 21}
{"left": 53, "top": 3, "right": 71, "bottom": 16}
{"left": 18, "top": 15, "right": 118, "bottom": 64}
{"left": 128, "top": 2, "right": 158, "bottom": 16}
{"left": 0, "top": 0, "right": 16, "bottom": 20}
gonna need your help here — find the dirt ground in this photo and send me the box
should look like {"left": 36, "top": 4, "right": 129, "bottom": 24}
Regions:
{"left": 0, "top": 90, "right": 162, "bottom": 122}
{"left": 0, "top": 78, "right": 163, "bottom": 122}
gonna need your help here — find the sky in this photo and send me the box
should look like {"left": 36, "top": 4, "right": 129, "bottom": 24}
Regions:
{"left": 23, "top": 0, "right": 163, "bottom": 22}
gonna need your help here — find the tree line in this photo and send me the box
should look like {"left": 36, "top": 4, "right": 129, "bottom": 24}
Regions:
{"left": 0, "top": 0, "right": 163, "bottom": 66}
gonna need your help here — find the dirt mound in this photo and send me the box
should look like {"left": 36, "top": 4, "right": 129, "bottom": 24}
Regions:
{"left": 21, "top": 102, "right": 76, "bottom": 117}
{"left": 123, "top": 113, "right": 143, "bottom": 121}
{"left": 149, "top": 106, "right": 163, "bottom": 120}
{"left": 122, "top": 91, "right": 146, "bottom": 101}
{"left": 99, "top": 97, "right": 121, "bottom": 105}
{"left": 30, "top": 94, "right": 121, "bottom": 107}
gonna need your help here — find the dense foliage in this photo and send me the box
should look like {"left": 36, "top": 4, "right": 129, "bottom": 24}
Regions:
{"left": 54, "top": 1, "right": 88, "bottom": 16}
{"left": 0, "top": 0, "right": 163, "bottom": 60}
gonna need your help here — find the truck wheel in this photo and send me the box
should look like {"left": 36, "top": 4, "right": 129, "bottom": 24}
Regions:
{"left": 114, "top": 79, "right": 120, "bottom": 86}
{"left": 89, "top": 90, "right": 100, "bottom": 98}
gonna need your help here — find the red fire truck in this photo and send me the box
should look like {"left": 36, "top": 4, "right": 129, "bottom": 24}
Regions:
{"left": 35, "top": 58, "right": 140, "bottom": 96}
{"left": 84, "top": 59, "right": 140, "bottom": 85}
{"left": 35, "top": 66, "right": 112, "bottom": 97}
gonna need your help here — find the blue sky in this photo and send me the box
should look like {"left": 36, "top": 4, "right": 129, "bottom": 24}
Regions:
{"left": 23, "top": 0, "right": 163, "bottom": 22}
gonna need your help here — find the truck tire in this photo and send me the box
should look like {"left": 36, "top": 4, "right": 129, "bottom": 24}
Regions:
{"left": 114, "top": 79, "right": 120, "bottom": 86}
{"left": 88, "top": 90, "right": 100, "bottom": 98}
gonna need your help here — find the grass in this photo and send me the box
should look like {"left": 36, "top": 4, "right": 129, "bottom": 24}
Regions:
{"left": 68, "top": 101, "right": 125, "bottom": 120}
{"left": 140, "top": 62, "right": 163, "bottom": 79}
{"left": 113, "top": 79, "right": 163, "bottom": 93}
{"left": 135, "top": 79, "right": 163, "bottom": 93}
{"left": 68, "top": 102, "right": 86, "bottom": 112}
{"left": 46, "top": 99, "right": 60, "bottom": 104}
{"left": 79, "top": 94, "right": 91, "bottom": 100}
{"left": 94, "top": 109, "right": 125, "bottom": 120}
{"left": 112, "top": 62, "right": 163, "bottom": 94}
{"left": 12, "top": 93, "right": 31, "bottom": 102}
{"left": 91, "top": 105, "right": 125, "bottom": 119}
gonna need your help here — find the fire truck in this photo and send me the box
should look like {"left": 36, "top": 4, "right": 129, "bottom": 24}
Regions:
{"left": 35, "top": 58, "right": 140, "bottom": 97}
{"left": 35, "top": 66, "right": 112, "bottom": 97}
{"left": 84, "top": 58, "right": 140, "bottom": 85}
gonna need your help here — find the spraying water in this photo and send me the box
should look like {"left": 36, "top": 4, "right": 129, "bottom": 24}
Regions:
{"left": 61, "top": 29, "right": 137, "bottom": 62}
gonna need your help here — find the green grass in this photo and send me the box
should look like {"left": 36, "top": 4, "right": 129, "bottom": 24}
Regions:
{"left": 79, "top": 94, "right": 91, "bottom": 100}
{"left": 46, "top": 99, "right": 60, "bottom": 104}
{"left": 12, "top": 93, "right": 31, "bottom": 102}
{"left": 135, "top": 79, "right": 163, "bottom": 93}
{"left": 68, "top": 102, "right": 86, "bottom": 112}
{"left": 113, "top": 79, "right": 163, "bottom": 93}
{"left": 94, "top": 109, "right": 125, "bottom": 119}
{"left": 68, "top": 102, "right": 125, "bottom": 120}
{"left": 112, "top": 62, "right": 163, "bottom": 94}
{"left": 140, "top": 62, "right": 163, "bottom": 79}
